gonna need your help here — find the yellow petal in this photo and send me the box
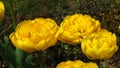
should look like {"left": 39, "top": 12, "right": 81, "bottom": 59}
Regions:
{"left": 0, "top": 1, "right": 5, "bottom": 20}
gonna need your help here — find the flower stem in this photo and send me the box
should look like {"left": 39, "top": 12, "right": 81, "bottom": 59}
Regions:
{"left": 9, "top": 0, "right": 16, "bottom": 31}
{"left": 100, "top": 61, "right": 105, "bottom": 68}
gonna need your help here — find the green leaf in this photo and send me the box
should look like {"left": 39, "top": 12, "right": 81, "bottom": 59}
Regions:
{"left": 0, "top": 43, "right": 16, "bottom": 67}
{"left": 15, "top": 48, "right": 25, "bottom": 68}
{"left": 25, "top": 54, "right": 33, "bottom": 64}
{"left": 4, "top": 47, "right": 16, "bottom": 67}
{"left": 4, "top": 36, "right": 10, "bottom": 46}
{"left": 23, "top": 54, "right": 36, "bottom": 68}
{"left": 0, "top": 36, "right": 10, "bottom": 52}
{"left": 8, "top": 62, "right": 15, "bottom": 68}
{"left": 0, "top": 39, "right": 5, "bottom": 51}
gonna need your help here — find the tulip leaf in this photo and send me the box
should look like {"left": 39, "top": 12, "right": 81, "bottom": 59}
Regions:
{"left": 8, "top": 62, "right": 15, "bottom": 68}
{"left": 0, "top": 39, "right": 5, "bottom": 51}
{"left": 0, "top": 39, "right": 9, "bottom": 62}
{"left": 23, "top": 54, "right": 36, "bottom": 68}
{"left": 15, "top": 48, "right": 25, "bottom": 68}
{"left": 0, "top": 44, "right": 16, "bottom": 67}
{"left": 0, "top": 36, "right": 10, "bottom": 52}
{"left": 25, "top": 54, "right": 33, "bottom": 64}
{"left": 6, "top": 47, "right": 16, "bottom": 67}
{"left": 4, "top": 36, "right": 10, "bottom": 46}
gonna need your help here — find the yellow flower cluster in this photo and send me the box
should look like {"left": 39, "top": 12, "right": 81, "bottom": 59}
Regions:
{"left": 59, "top": 14, "right": 118, "bottom": 60}
{"left": 60, "top": 14, "right": 101, "bottom": 44}
{"left": 0, "top": 1, "right": 5, "bottom": 20}
{"left": 56, "top": 60, "right": 98, "bottom": 68}
{"left": 9, "top": 18, "right": 63, "bottom": 53}
{"left": 81, "top": 29, "right": 118, "bottom": 60}
{"left": 9, "top": 13, "right": 118, "bottom": 61}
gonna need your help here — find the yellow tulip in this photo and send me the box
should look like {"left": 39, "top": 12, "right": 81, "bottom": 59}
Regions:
{"left": 0, "top": 1, "right": 5, "bottom": 20}
{"left": 60, "top": 14, "right": 101, "bottom": 45}
{"left": 56, "top": 60, "right": 98, "bottom": 68}
{"left": 119, "top": 25, "right": 120, "bottom": 30}
{"left": 81, "top": 29, "right": 118, "bottom": 60}
{"left": 9, "top": 18, "right": 63, "bottom": 53}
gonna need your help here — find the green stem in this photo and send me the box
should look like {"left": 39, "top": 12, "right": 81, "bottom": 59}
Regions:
{"left": 9, "top": 0, "right": 16, "bottom": 31}
{"left": 100, "top": 61, "right": 105, "bottom": 68}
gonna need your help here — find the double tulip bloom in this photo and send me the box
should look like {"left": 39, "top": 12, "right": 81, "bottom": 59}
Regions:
{"left": 0, "top": 1, "right": 5, "bottom": 20}
{"left": 9, "top": 18, "right": 63, "bottom": 53}
{"left": 81, "top": 29, "right": 118, "bottom": 60}
{"left": 56, "top": 60, "right": 98, "bottom": 68}
{"left": 60, "top": 14, "right": 101, "bottom": 44}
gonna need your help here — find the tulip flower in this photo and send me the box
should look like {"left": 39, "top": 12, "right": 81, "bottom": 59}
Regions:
{"left": 60, "top": 14, "right": 101, "bottom": 45}
{"left": 56, "top": 60, "right": 98, "bottom": 68}
{"left": 0, "top": 1, "right": 5, "bottom": 20}
{"left": 81, "top": 29, "right": 118, "bottom": 60}
{"left": 9, "top": 18, "right": 63, "bottom": 53}
{"left": 119, "top": 25, "right": 120, "bottom": 30}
